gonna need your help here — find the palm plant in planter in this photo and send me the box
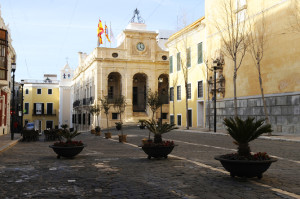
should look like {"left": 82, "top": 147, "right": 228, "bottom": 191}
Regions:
{"left": 100, "top": 95, "right": 112, "bottom": 139}
{"left": 141, "top": 119, "right": 178, "bottom": 159}
{"left": 49, "top": 124, "right": 86, "bottom": 159}
{"left": 215, "top": 117, "right": 277, "bottom": 179}
{"left": 113, "top": 95, "right": 127, "bottom": 142}
{"left": 90, "top": 104, "right": 101, "bottom": 135}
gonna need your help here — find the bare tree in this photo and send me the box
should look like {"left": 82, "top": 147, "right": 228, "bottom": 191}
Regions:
{"left": 99, "top": 96, "right": 111, "bottom": 133}
{"left": 214, "top": 0, "right": 250, "bottom": 117}
{"left": 248, "top": 10, "right": 271, "bottom": 136}
{"left": 203, "top": 54, "right": 213, "bottom": 131}
{"left": 176, "top": 42, "right": 190, "bottom": 130}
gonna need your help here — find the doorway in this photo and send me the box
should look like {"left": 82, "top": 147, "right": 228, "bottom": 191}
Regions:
{"left": 197, "top": 101, "right": 204, "bottom": 127}
{"left": 188, "top": 109, "right": 192, "bottom": 127}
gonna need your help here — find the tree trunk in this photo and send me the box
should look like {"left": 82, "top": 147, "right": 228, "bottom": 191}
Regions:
{"left": 154, "top": 134, "right": 162, "bottom": 143}
{"left": 120, "top": 113, "right": 123, "bottom": 136}
{"left": 106, "top": 114, "right": 109, "bottom": 133}
{"left": 258, "top": 63, "right": 271, "bottom": 135}
{"left": 233, "top": 66, "right": 238, "bottom": 118}
{"left": 185, "top": 84, "right": 189, "bottom": 130}
{"left": 238, "top": 143, "right": 251, "bottom": 157}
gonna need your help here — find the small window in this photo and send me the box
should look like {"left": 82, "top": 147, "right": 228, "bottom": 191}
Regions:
{"left": 112, "top": 113, "right": 118, "bottom": 120}
{"left": 177, "top": 52, "right": 181, "bottom": 71}
{"left": 83, "top": 113, "right": 86, "bottom": 125}
{"left": 37, "top": 88, "right": 41, "bottom": 94}
{"left": 162, "top": 55, "right": 167, "bottom": 60}
{"left": 170, "top": 87, "right": 174, "bottom": 101}
{"left": 177, "top": 85, "right": 181, "bottom": 101}
{"left": 162, "top": 113, "right": 168, "bottom": 119}
{"left": 25, "top": 89, "right": 29, "bottom": 94}
{"left": 48, "top": 89, "right": 52, "bottom": 95}
{"left": 187, "top": 83, "right": 191, "bottom": 99}
{"left": 198, "top": 81, "right": 203, "bottom": 98}
{"left": 170, "top": 115, "right": 174, "bottom": 124}
{"left": 112, "top": 53, "right": 118, "bottom": 58}
{"left": 187, "top": 48, "right": 191, "bottom": 68}
{"left": 177, "top": 115, "right": 182, "bottom": 126}
{"left": 169, "top": 56, "right": 173, "bottom": 73}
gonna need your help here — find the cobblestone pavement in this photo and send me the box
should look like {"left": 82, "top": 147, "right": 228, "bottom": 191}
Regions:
{"left": 0, "top": 128, "right": 300, "bottom": 199}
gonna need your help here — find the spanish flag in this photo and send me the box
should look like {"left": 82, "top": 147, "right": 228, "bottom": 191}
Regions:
{"left": 97, "top": 19, "right": 104, "bottom": 46}
{"left": 105, "top": 24, "right": 111, "bottom": 43}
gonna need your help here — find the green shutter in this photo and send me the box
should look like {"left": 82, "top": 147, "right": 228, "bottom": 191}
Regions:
{"left": 198, "top": 42, "right": 203, "bottom": 64}
{"left": 187, "top": 48, "right": 191, "bottom": 67}
{"left": 169, "top": 56, "right": 173, "bottom": 73}
{"left": 177, "top": 52, "right": 181, "bottom": 71}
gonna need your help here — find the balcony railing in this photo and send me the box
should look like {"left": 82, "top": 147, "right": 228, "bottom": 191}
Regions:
{"left": 32, "top": 109, "right": 56, "bottom": 116}
{"left": 73, "top": 100, "right": 80, "bottom": 108}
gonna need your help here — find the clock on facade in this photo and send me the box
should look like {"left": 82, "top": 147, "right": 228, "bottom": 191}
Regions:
{"left": 137, "top": 42, "right": 145, "bottom": 51}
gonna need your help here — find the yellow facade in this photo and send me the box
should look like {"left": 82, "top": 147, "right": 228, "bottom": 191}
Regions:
{"left": 166, "top": 17, "right": 207, "bottom": 128}
{"left": 23, "top": 82, "right": 59, "bottom": 132}
{"left": 205, "top": 0, "right": 300, "bottom": 98}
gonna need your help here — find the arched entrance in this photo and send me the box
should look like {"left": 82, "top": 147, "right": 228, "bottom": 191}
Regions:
{"left": 107, "top": 72, "right": 121, "bottom": 103}
{"left": 132, "top": 73, "right": 147, "bottom": 112}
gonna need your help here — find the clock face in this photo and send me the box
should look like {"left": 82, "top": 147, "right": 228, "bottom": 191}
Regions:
{"left": 137, "top": 42, "right": 145, "bottom": 51}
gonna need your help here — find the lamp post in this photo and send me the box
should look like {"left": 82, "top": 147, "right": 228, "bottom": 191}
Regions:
{"left": 20, "top": 80, "right": 24, "bottom": 131}
{"left": 212, "top": 60, "right": 221, "bottom": 133}
{"left": 10, "top": 63, "right": 16, "bottom": 140}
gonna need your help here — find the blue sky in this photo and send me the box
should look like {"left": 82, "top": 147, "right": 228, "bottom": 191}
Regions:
{"left": 1, "top": 0, "right": 205, "bottom": 81}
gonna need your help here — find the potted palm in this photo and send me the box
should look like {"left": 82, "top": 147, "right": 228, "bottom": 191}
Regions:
{"left": 141, "top": 119, "right": 178, "bottom": 159}
{"left": 113, "top": 95, "right": 127, "bottom": 142}
{"left": 49, "top": 124, "right": 86, "bottom": 159}
{"left": 215, "top": 117, "right": 277, "bottom": 179}
{"left": 100, "top": 96, "right": 112, "bottom": 139}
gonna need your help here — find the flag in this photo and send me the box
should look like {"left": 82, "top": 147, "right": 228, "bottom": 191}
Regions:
{"left": 105, "top": 24, "right": 111, "bottom": 43}
{"left": 110, "top": 25, "right": 115, "bottom": 43}
{"left": 97, "top": 34, "right": 103, "bottom": 46}
{"left": 97, "top": 19, "right": 104, "bottom": 46}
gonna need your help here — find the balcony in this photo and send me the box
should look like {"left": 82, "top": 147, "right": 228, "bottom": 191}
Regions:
{"left": 32, "top": 109, "right": 56, "bottom": 116}
{"left": 73, "top": 100, "right": 80, "bottom": 108}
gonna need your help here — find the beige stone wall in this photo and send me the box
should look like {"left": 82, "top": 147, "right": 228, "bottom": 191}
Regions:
{"left": 73, "top": 25, "right": 169, "bottom": 130}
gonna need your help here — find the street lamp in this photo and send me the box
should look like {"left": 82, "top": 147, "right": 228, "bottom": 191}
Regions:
{"left": 20, "top": 79, "right": 24, "bottom": 131}
{"left": 10, "top": 63, "right": 16, "bottom": 140}
{"left": 212, "top": 60, "right": 221, "bottom": 133}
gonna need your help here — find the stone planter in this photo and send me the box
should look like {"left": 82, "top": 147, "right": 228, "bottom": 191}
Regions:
{"left": 49, "top": 145, "right": 86, "bottom": 159}
{"left": 118, "top": 134, "right": 127, "bottom": 142}
{"left": 105, "top": 132, "right": 112, "bottom": 139}
{"left": 141, "top": 145, "right": 175, "bottom": 159}
{"left": 215, "top": 155, "right": 277, "bottom": 179}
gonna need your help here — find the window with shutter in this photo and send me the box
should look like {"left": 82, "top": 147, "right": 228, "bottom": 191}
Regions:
{"left": 198, "top": 42, "right": 203, "bottom": 64}
{"left": 169, "top": 56, "right": 173, "bottom": 73}
{"left": 198, "top": 81, "right": 203, "bottom": 98}
{"left": 187, "top": 48, "right": 191, "bottom": 68}
{"left": 187, "top": 83, "right": 191, "bottom": 99}
{"left": 177, "top": 85, "right": 181, "bottom": 101}
{"left": 177, "top": 52, "right": 181, "bottom": 71}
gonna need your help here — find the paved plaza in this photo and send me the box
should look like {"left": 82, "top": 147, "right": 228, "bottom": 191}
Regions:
{"left": 0, "top": 128, "right": 300, "bottom": 199}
